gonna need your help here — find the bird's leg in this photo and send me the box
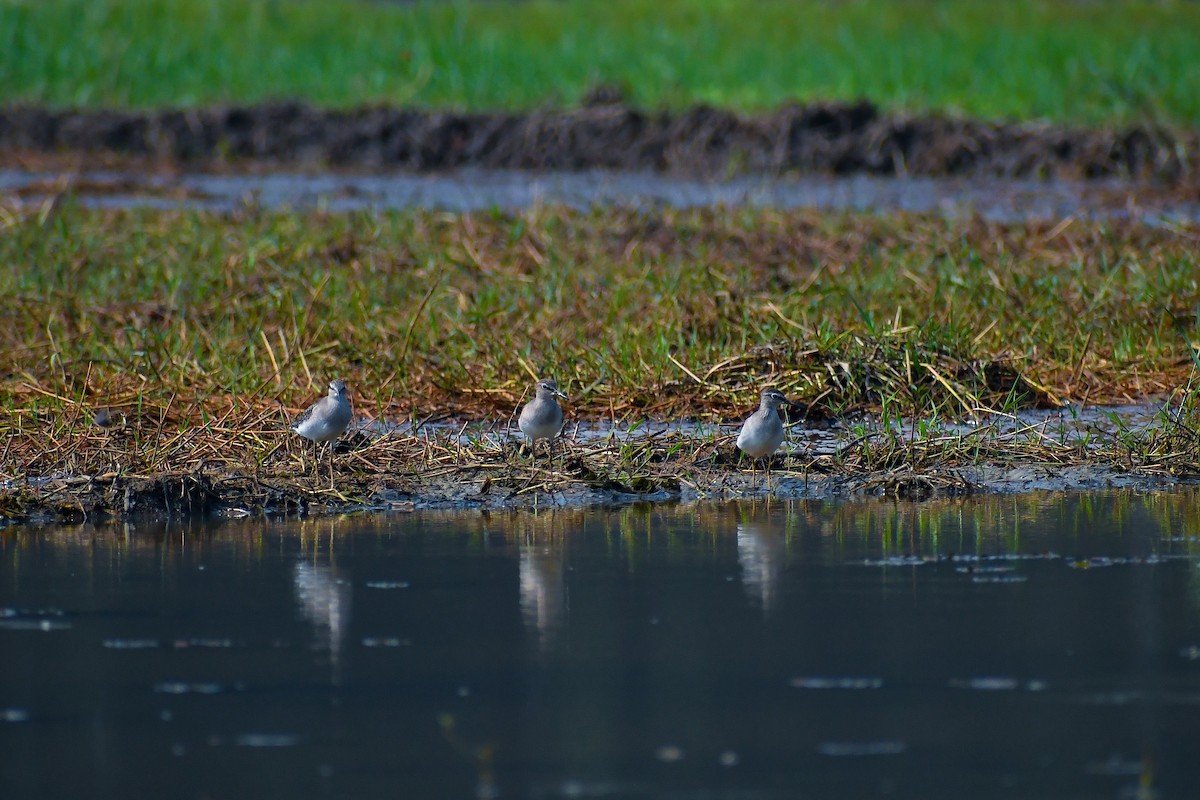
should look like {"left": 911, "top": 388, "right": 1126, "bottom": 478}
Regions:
{"left": 327, "top": 441, "right": 336, "bottom": 490}
{"left": 525, "top": 437, "right": 541, "bottom": 475}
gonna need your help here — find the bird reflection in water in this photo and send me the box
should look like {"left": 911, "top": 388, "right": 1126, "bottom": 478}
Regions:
{"left": 515, "top": 513, "right": 572, "bottom": 652}
{"left": 292, "top": 521, "right": 351, "bottom": 683}
{"left": 737, "top": 518, "right": 787, "bottom": 612}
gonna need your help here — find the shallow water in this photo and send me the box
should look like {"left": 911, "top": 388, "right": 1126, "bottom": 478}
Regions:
{"left": 3, "top": 491, "right": 1200, "bottom": 799}
{"left": 3, "top": 168, "right": 1198, "bottom": 223}
{"left": 384, "top": 400, "right": 1163, "bottom": 454}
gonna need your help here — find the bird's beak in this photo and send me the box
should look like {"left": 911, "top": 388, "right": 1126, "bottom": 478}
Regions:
{"left": 555, "top": 390, "right": 569, "bottom": 400}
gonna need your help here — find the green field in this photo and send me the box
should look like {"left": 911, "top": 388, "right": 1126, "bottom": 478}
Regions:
{"left": 3, "top": 205, "right": 1197, "bottom": 422}
{"left": 1, "top": 0, "right": 1198, "bottom": 124}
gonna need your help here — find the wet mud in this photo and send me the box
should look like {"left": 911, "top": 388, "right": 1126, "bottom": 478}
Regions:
{"left": 3, "top": 405, "right": 1195, "bottom": 525}
{"left": 2, "top": 100, "right": 1195, "bottom": 181}
{"left": 3, "top": 452, "right": 1188, "bottom": 527}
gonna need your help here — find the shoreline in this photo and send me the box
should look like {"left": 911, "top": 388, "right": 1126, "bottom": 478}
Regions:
{"left": 4, "top": 404, "right": 1197, "bottom": 525}
{"left": 4, "top": 451, "right": 1191, "bottom": 527}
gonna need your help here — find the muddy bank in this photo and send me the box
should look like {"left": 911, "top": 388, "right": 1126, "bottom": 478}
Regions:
{"left": 2, "top": 457, "right": 1191, "bottom": 527}
{"left": 2, "top": 100, "right": 1195, "bottom": 181}
{"left": 4, "top": 405, "right": 1197, "bottom": 524}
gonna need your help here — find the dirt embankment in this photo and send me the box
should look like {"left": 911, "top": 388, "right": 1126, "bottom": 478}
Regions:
{"left": 1, "top": 99, "right": 1194, "bottom": 181}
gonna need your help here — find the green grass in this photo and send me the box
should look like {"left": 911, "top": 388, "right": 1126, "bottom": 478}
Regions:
{"left": 1, "top": 204, "right": 1197, "bottom": 426}
{"left": 3, "top": 203, "right": 1200, "bottom": 513}
{"left": 1, "top": 0, "right": 1198, "bottom": 125}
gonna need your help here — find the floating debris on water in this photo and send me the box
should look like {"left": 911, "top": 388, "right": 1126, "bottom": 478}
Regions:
{"left": 234, "top": 733, "right": 302, "bottom": 748}
{"left": 971, "top": 574, "right": 1029, "bottom": 584}
{"left": 361, "top": 637, "right": 411, "bottom": 648}
{"left": 951, "top": 677, "right": 1019, "bottom": 691}
{"left": 818, "top": 741, "right": 906, "bottom": 757}
{"left": 655, "top": 745, "right": 685, "bottom": 763}
{"left": 1, "top": 709, "right": 29, "bottom": 722}
{"left": 790, "top": 676, "right": 884, "bottom": 690}
{"left": 862, "top": 552, "right": 1192, "bottom": 571}
{"left": 1180, "top": 646, "right": 1200, "bottom": 661}
{"left": 861, "top": 552, "right": 1200, "bottom": 573}
{"left": 718, "top": 751, "right": 740, "bottom": 767}
{"left": 557, "top": 779, "right": 639, "bottom": 797}
{"left": 860, "top": 556, "right": 936, "bottom": 567}
{"left": 172, "top": 638, "right": 236, "bottom": 649}
{"left": 949, "top": 677, "right": 1047, "bottom": 691}
{"left": 154, "top": 682, "right": 228, "bottom": 695}
{"left": 1068, "top": 555, "right": 1167, "bottom": 569}
{"left": 0, "top": 606, "right": 68, "bottom": 619}
{"left": 955, "top": 563, "right": 1030, "bottom": 583}
{"left": 0, "top": 619, "right": 72, "bottom": 631}
{"left": 951, "top": 552, "right": 1061, "bottom": 562}
{"left": 106, "top": 638, "right": 239, "bottom": 649}
{"left": 365, "top": 581, "right": 411, "bottom": 590}
{"left": 861, "top": 552, "right": 1064, "bottom": 568}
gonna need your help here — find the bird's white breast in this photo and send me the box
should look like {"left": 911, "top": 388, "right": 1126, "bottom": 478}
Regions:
{"left": 736, "top": 412, "right": 785, "bottom": 458}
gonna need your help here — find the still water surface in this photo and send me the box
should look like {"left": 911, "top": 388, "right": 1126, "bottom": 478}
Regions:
{"left": 3, "top": 492, "right": 1200, "bottom": 799}
{"left": 4, "top": 168, "right": 1198, "bottom": 224}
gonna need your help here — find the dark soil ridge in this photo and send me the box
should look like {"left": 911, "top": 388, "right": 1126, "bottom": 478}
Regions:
{"left": 2, "top": 459, "right": 1193, "bottom": 526}
{"left": 1, "top": 99, "right": 1195, "bottom": 181}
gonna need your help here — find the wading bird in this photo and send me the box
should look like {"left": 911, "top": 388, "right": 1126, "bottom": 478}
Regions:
{"left": 735, "top": 387, "right": 792, "bottom": 489}
{"left": 518, "top": 378, "right": 568, "bottom": 466}
{"left": 293, "top": 378, "right": 352, "bottom": 488}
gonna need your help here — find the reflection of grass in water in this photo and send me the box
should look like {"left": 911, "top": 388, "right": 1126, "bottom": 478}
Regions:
{"left": 0, "top": 0, "right": 1197, "bottom": 125}
{"left": 11, "top": 491, "right": 1200, "bottom": 635}
{"left": 450, "top": 493, "right": 1200, "bottom": 567}
{"left": 824, "top": 489, "right": 1200, "bottom": 555}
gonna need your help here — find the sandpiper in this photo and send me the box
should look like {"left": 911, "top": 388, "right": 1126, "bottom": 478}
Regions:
{"left": 293, "top": 378, "right": 352, "bottom": 486}
{"left": 518, "top": 378, "right": 568, "bottom": 463}
{"left": 735, "top": 387, "right": 792, "bottom": 488}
